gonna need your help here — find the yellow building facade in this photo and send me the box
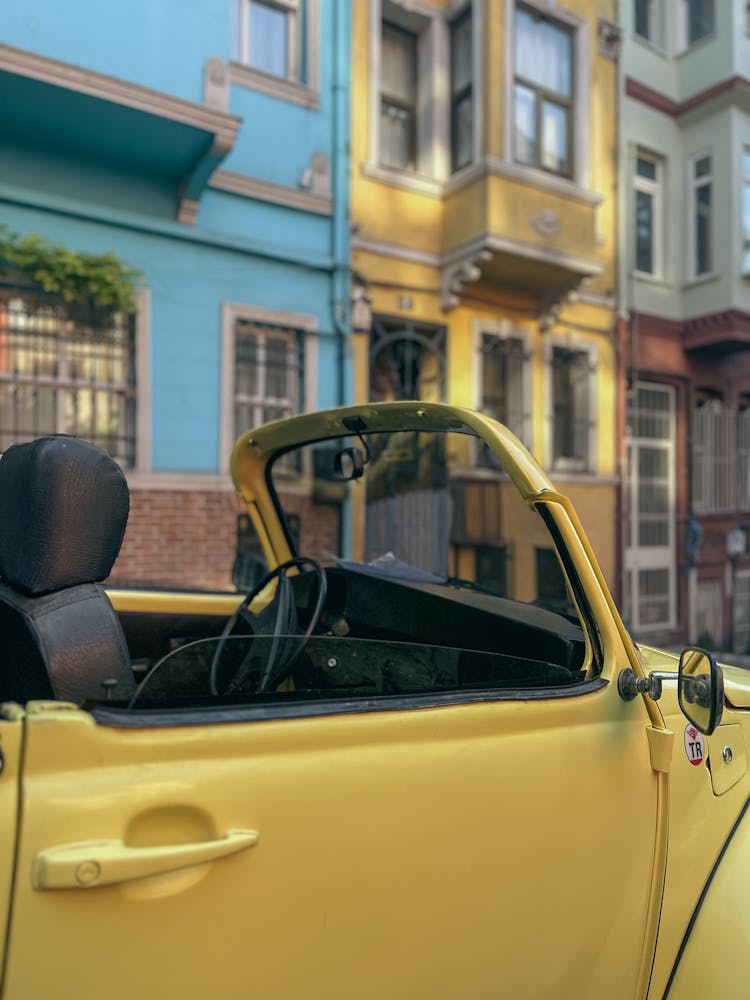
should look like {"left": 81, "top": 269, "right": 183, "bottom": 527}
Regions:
{"left": 351, "top": 0, "right": 620, "bottom": 594}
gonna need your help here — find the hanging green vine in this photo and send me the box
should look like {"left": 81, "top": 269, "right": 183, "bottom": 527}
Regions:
{"left": 0, "top": 226, "right": 143, "bottom": 313}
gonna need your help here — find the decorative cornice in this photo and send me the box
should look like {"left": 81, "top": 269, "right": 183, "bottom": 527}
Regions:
{"left": 443, "top": 232, "right": 603, "bottom": 280}
{"left": 210, "top": 169, "right": 332, "bottom": 215}
{"left": 631, "top": 309, "right": 750, "bottom": 354}
{"left": 625, "top": 74, "right": 750, "bottom": 118}
{"left": 441, "top": 250, "right": 492, "bottom": 310}
{"left": 683, "top": 309, "right": 750, "bottom": 352}
{"left": 351, "top": 235, "right": 441, "bottom": 267}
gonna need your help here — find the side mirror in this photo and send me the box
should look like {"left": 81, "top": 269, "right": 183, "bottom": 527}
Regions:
{"left": 678, "top": 647, "right": 724, "bottom": 735}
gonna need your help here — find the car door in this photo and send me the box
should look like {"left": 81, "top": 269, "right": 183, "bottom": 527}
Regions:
{"left": 3, "top": 665, "right": 660, "bottom": 1000}
{"left": 0, "top": 709, "right": 22, "bottom": 989}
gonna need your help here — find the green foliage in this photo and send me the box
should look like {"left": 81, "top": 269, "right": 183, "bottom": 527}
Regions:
{"left": 0, "top": 226, "right": 143, "bottom": 313}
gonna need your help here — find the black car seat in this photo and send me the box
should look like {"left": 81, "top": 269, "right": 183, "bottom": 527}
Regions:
{"left": 0, "top": 435, "right": 135, "bottom": 704}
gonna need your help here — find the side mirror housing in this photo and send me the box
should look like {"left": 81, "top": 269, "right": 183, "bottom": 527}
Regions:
{"left": 678, "top": 647, "right": 724, "bottom": 735}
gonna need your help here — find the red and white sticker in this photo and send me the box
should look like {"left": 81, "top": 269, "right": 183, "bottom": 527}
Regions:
{"left": 684, "top": 724, "right": 706, "bottom": 766}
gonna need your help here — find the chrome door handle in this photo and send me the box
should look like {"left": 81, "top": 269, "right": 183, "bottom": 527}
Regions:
{"left": 33, "top": 828, "right": 258, "bottom": 890}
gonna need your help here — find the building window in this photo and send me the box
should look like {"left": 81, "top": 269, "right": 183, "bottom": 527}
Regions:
{"left": 679, "top": 0, "right": 714, "bottom": 47}
{"left": 514, "top": 5, "right": 573, "bottom": 177}
{"left": 232, "top": 0, "right": 300, "bottom": 80}
{"left": 624, "top": 383, "right": 676, "bottom": 633}
{"left": 690, "top": 154, "right": 712, "bottom": 278}
{"left": 478, "top": 332, "right": 528, "bottom": 445}
{"left": 380, "top": 22, "right": 418, "bottom": 171}
{"left": 634, "top": 153, "right": 662, "bottom": 276}
{"left": 450, "top": 10, "right": 473, "bottom": 173}
{"left": 549, "top": 343, "right": 595, "bottom": 472}
{"left": 743, "top": 148, "right": 750, "bottom": 273}
{"left": 233, "top": 320, "right": 302, "bottom": 443}
{"left": 635, "top": 0, "right": 656, "bottom": 40}
{"left": 692, "top": 397, "right": 736, "bottom": 514}
{"left": 0, "top": 291, "right": 136, "bottom": 465}
{"left": 370, "top": 316, "right": 446, "bottom": 402}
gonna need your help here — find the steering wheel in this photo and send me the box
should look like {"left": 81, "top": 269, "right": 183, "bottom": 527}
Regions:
{"left": 209, "top": 556, "right": 327, "bottom": 697}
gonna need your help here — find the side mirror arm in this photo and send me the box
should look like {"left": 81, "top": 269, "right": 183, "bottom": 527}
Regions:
{"left": 618, "top": 668, "right": 663, "bottom": 703}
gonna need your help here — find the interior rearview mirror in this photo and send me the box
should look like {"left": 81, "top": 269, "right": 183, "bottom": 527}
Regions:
{"left": 678, "top": 647, "right": 724, "bottom": 735}
{"left": 334, "top": 446, "right": 365, "bottom": 481}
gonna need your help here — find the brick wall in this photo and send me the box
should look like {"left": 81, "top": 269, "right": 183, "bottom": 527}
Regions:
{"left": 109, "top": 488, "right": 242, "bottom": 592}
{"left": 108, "top": 488, "right": 343, "bottom": 591}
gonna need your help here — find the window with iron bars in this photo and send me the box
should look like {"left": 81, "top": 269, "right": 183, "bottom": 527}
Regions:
{"left": 550, "top": 345, "right": 595, "bottom": 472}
{"left": 478, "top": 333, "right": 529, "bottom": 467}
{"left": 0, "top": 288, "right": 136, "bottom": 465}
{"left": 692, "top": 398, "right": 750, "bottom": 515}
{"left": 233, "top": 318, "right": 304, "bottom": 444}
{"left": 369, "top": 316, "right": 446, "bottom": 403}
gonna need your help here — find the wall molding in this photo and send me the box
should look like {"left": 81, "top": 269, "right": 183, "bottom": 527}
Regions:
{"left": 625, "top": 75, "right": 750, "bottom": 118}
{"left": 211, "top": 169, "right": 332, "bottom": 215}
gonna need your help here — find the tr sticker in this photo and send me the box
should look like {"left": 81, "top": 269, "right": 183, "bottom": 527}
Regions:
{"left": 684, "top": 724, "right": 706, "bottom": 766}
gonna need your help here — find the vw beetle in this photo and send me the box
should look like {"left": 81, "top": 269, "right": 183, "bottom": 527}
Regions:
{"left": 0, "top": 402, "right": 747, "bottom": 999}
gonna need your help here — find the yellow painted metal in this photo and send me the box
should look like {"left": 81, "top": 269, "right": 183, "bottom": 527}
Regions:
{"left": 33, "top": 830, "right": 258, "bottom": 890}
{"left": 4, "top": 687, "right": 659, "bottom": 999}
{"left": 706, "top": 724, "right": 747, "bottom": 797}
{"left": 666, "top": 805, "right": 750, "bottom": 1000}
{"left": 107, "top": 589, "right": 241, "bottom": 616}
{"left": 0, "top": 713, "right": 22, "bottom": 988}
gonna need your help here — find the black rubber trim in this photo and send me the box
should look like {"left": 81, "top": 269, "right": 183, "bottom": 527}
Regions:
{"left": 662, "top": 793, "right": 750, "bottom": 998}
{"left": 91, "top": 677, "right": 608, "bottom": 729}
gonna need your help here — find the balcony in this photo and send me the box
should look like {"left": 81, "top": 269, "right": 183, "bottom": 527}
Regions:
{"left": 683, "top": 310, "right": 750, "bottom": 355}
{"left": 440, "top": 163, "right": 604, "bottom": 309}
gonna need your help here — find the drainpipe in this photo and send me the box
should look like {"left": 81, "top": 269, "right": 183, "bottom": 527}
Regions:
{"left": 331, "top": 0, "right": 352, "bottom": 407}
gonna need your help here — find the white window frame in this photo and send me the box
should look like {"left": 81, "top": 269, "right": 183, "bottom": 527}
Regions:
{"left": 688, "top": 151, "right": 713, "bottom": 280}
{"left": 634, "top": 0, "right": 656, "bottom": 42}
{"left": 473, "top": 319, "right": 532, "bottom": 447}
{"left": 220, "top": 303, "right": 317, "bottom": 474}
{"left": 544, "top": 333, "right": 597, "bottom": 474}
{"left": 504, "top": 0, "right": 590, "bottom": 191}
{"left": 623, "top": 382, "right": 677, "bottom": 634}
{"left": 366, "top": 0, "right": 479, "bottom": 189}
{"left": 634, "top": 151, "right": 663, "bottom": 278}
{"left": 742, "top": 146, "right": 750, "bottom": 274}
{"left": 229, "top": 0, "right": 320, "bottom": 108}
{"left": 677, "top": 0, "right": 715, "bottom": 49}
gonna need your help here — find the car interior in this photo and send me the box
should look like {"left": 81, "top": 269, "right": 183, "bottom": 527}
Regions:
{"left": 0, "top": 436, "right": 589, "bottom": 713}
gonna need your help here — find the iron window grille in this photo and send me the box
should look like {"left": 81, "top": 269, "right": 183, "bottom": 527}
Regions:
{"left": 551, "top": 346, "right": 595, "bottom": 471}
{"left": 233, "top": 318, "right": 304, "bottom": 446}
{"left": 369, "top": 316, "right": 446, "bottom": 402}
{"left": 0, "top": 285, "right": 136, "bottom": 465}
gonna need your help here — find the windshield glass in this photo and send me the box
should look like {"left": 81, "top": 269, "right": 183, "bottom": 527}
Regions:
{"left": 268, "top": 428, "right": 572, "bottom": 611}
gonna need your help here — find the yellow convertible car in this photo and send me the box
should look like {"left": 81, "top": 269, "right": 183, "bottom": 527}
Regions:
{"left": 0, "top": 402, "right": 747, "bottom": 999}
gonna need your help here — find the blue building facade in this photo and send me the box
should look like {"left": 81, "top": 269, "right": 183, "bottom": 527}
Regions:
{"left": 0, "top": 0, "right": 351, "bottom": 588}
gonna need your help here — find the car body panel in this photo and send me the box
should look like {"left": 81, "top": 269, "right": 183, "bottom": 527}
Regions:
{"left": 3, "top": 689, "right": 659, "bottom": 1000}
{"left": 663, "top": 799, "right": 750, "bottom": 1000}
{"left": 0, "top": 710, "right": 23, "bottom": 986}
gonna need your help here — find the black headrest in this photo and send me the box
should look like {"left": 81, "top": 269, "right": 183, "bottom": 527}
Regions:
{"left": 0, "top": 437, "right": 129, "bottom": 596}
